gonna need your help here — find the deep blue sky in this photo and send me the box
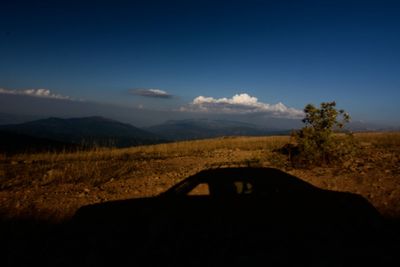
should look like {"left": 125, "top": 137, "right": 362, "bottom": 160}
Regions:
{"left": 1, "top": 0, "right": 400, "bottom": 125}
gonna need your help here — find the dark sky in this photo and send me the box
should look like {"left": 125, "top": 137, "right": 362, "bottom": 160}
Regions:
{"left": 1, "top": 0, "right": 400, "bottom": 125}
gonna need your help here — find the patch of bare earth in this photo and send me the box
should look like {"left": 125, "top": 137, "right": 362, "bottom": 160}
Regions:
{"left": 1, "top": 134, "right": 399, "bottom": 221}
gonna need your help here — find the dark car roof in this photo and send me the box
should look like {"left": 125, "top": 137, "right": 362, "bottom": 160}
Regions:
{"left": 163, "top": 167, "right": 318, "bottom": 196}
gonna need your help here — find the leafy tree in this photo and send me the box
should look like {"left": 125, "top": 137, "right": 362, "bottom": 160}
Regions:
{"left": 289, "top": 101, "right": 355, "bottom": 166}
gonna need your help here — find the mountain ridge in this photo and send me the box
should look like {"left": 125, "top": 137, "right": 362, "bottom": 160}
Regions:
{"left": 1, "top": 116, "right": 396, "bottom": 154}
{"left": 146, "top": 118, "right": 291, "bottom": 141}
{"left": 0, "top": 116, "right": 166, "bottom": 149}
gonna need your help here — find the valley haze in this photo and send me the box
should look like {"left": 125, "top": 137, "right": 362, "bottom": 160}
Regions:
{"left": 0, "top": 94, "right": 394, "bottom": 131}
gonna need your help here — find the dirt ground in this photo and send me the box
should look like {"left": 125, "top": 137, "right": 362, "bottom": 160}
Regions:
{"left": 1, "top": 135, "right": 399, "bottom": 222}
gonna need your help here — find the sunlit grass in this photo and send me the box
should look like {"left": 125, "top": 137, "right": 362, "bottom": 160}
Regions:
{"left": 6, "top": 135, "right": 289, "bottom": 161}
{"left": 1, "top": 133, "right": 399, "bottom": 189}
{"left": 0, "top": 136, "right": 288, "bottom": 188}
{"left": 1, "top": 132, "right": 400, "bottom": 220}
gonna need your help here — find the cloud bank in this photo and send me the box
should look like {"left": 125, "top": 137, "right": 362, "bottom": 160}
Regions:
{"left": 0, "top": 88, "right": 71, "bottom": 100}
{"left": 181, "top": 93, "right": 304, "bottom": 118}
{"left": 131, "top": 88, "right": 172, "bottom": 98}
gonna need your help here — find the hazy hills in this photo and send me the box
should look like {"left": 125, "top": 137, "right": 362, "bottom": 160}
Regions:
{"left": 0, "top": 116, "right": 165, "bottom": 152}
{"left": 146, "top": 119, "right": 290, "bottom": 141}
{"left": 0, "top": 116, "right": 293, "bottom": 153}
{"left": 0, "top": 115, "right": 395, "bottom": 154}
{"left": 0, "top": 112, "right": 44, "bottom": 125}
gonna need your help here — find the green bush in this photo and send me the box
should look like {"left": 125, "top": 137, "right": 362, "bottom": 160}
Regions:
{"left": 287, "top": 101, "right": 358, "bottom": 167}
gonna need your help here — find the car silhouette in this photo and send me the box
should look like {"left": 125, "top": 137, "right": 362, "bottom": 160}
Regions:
{"left": 72, "top": 167, "right": 384, "bottom": 266}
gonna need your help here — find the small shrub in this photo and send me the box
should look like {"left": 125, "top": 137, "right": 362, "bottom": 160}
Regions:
{"left": 283, "top": 101, "right": 358, "bottom": 167}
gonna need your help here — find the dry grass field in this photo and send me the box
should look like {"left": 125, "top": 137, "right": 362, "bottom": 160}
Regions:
{"left": 1, "top": 132, "right": 400, "bottom": 222}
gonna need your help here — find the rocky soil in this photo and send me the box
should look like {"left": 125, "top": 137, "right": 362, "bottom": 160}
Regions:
{"left": 1, "top": 134, "right": 399, "bottom": 222}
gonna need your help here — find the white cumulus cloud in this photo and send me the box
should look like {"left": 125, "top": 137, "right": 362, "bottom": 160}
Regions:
{"left": 181, "top": 93, "right": 304, "bottom": 118}
{"left": 0, "top": 88, "right": 71, "bottom": 100}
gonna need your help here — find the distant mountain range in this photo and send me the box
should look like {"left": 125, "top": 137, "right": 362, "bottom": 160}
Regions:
{"left": 0, "top": 116, "right": 166, "bottom": 153}
{"left": 0, "top": 116, "right": 294, "bottom": 153}
{"left": 0, "top": 112, "right": 44, "bottom": 125}
{"left": 145, "top": 119, "right": 291, "bottom": 141}
{"left": 346, "top": 121, "right": 398, "bottom": 132}
{"left": 0, "top": 115, "right": 397, "bottom": 154}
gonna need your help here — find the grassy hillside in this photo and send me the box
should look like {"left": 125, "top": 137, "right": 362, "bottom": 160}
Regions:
{"left": 0, "top": 132, "right": 399, "bottom": 221}
{"left": 0, "top": 131, "right": 80, "bottom": 154}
